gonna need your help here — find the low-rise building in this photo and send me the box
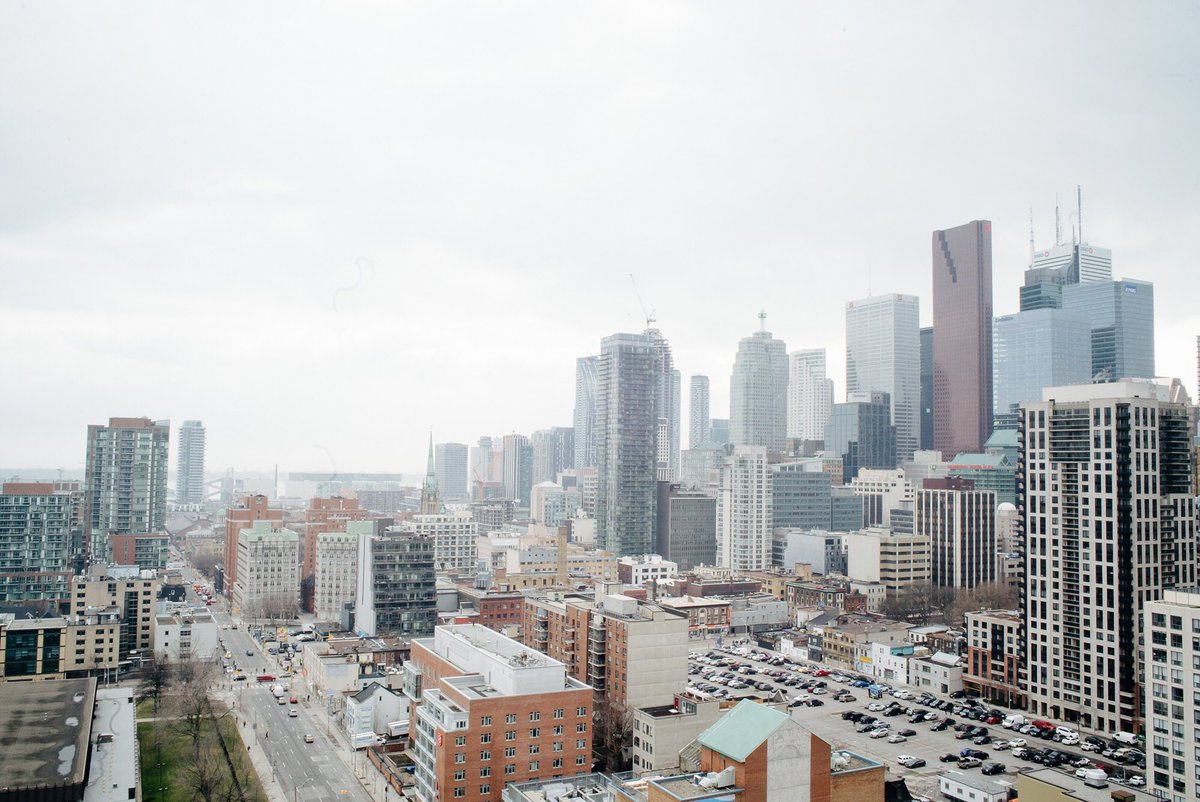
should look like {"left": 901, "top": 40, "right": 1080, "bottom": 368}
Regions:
{"left": 407, "top": 624, "right": 593, "bottom": 802}
{"left": 154, "top": 606, "right": 220, "bottom": 663}
{"left": 659, "top": 596, "right": 732, "bottom": 639}
{"left": 0, "top": 611, "right": 122, "bottom": 679}
{"left": 939, "top": 770, "right": 1012, "bottom": 802}
{"left": 631, "top": 691, "right": 726, "bottom": 775}
{"left": 618, "top": 554, "right": 679, "bottom": 587}
{"left": 344, "top": 681, "right": 410, "bottom": 749}
{"left": 71, "top": 566, "right": 159, "bottom": 662}
{"left": 910, "top": 651, "right": 964, "bottom": 695}
{"left": 301, "top": 635, "right": 411, "bottom": 699}
{"left": 843, "top": 526, "right": 931, "bottom": 597}
{"left": 819, "top": 619, "right": 913, "bottom": 670}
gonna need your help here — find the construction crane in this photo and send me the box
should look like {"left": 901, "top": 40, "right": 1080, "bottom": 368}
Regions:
{"left": 629, "top": 274, "right": 656, "bottom": 329}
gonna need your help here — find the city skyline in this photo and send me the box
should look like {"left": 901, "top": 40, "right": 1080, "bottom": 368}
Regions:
{"left": 3, "top": 4, "right": 1200, "bottom": 473}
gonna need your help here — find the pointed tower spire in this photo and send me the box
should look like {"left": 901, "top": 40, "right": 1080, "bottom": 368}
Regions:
{"left": 420, "top": 433, "right": 441, "bottom": 514}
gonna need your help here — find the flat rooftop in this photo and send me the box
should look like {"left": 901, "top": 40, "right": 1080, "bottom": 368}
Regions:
{"left": 648, "top": 773, "right": 744, "bottom": 800}
{"left": 1019, "top": 767, "right": 1151, "bottom": 802}
{"left": 0, "top": 677, "right": 96, "bottom": 791}
{"left": 831, "top": 749, "right": 881, "bottom": 774}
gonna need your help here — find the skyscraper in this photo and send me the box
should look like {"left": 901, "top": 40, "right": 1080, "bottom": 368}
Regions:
{"left": 1022, "top": 379, "right": 1195, "bottom": 733}
{"left": 919, "top": 327, "right": 934, "bottom": 451}
{"left": 84, "top": 417, "right": 170, "bottom": 564}
{"left": 825, "top": 392, "right": 895, "bottom": 483}
{"left": 434, "top": 442, "right": 469, "bottom": 500}
{"left": 992, "top": 309, "right": 1092, "bottom": 426}
{"left": 932, "top": 220, "right": 994, "bottom": 457}
{"left": 501, "top": 433, "right": 533, "bottom": 505}
{"left": 470, "top": 435, "right": 495, "bottom": 489}
{"left": 596, "top": 332, "right": 659, "bottom": 556}
{"left": 646, "top": 328, "right": 681, "bottom": 481}
{"left": 845, "top": 294, "right": 920, "bottom": 462}
{"left": 573, "top": 356, "right": 599, "bottom": 469}
{"left": 1062, "top": 278, "right": 1155, "bottom": 381}
{"left": 1021, "top": 243, "right": 1113, "bottom": 311}
{"left": 689, "top": 375, "right": 711, "bottom": 449}
{"left": 176, "top": 420, "right": 206, "bottom": 505}
{"left": 716, "top": 446, "right": 772, "bottom": 570}
{"left": 729, "top": 316, "right": 788, "bottom": 451}
{"left": 787, "top": 349, "right": 833, "bottom": 443}
{"left": 531, "top": 427, "right": 574, "bottom": 485}
{"left": 915, "top": 477, "right": 996, "bottom": 589}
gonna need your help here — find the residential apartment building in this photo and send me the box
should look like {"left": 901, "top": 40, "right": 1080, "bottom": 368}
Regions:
{"left": 355, "top": 528, "right": 436, "bottom": 638}
{"left": 717, "top": 446, "right": 772, "bottom": 571}
{"left": 70, "top": 568, "right": 159, "bottom": 661}
{"left": 407, "top": 624, "right": 593, "bottom": 802}
{"left": 1023, "top": 380, "right": 1196, "bottom": 733}
{"left": 0, "top": 611, "right": 122, "bottom": 679}
{"left": 175, "top": 420, "right": 206, "bottom": 506}
{"left": 153, "top": 606, "right": 220, "bottom": 663}
{"left": 915, "top": 477, "right": 996, "bottom": 589}
{"left": 0, "top": 482, "right": 78, "bottom": 608}
{"left": 963, "top": 609, "right": 1024, "bottom": 707}
{"left": 303, "top": 497, "right": 370, "bottom": 605}
{"left": 232, "top": 521, "right": 299, "bottom": 620}
{"left": 222, "top": 494, "right": 283, "bottom": 596}
{"left": 108, "top": 533, "right": 170, "bottom": 571}
{"left": 689, "top": 375, "right": 711, "bottom": 449}
{"left": 573, "top": 356, "right": 599, "bottom": 470}
{"left": 84, "top": 417, "right": 170, "bottom": 564}
{"left": 315, "top": 522, "right": 366, "bottom": 622}
{"left": 1144, "top": 589, "right": 1200, "bottom": 802}
{"left": 521, "top": 583, "right": 689, "bottom": 710}
{"left": 617, "top": 554, "right": 678, "bottom": 587}
{"left": 407, "top": 511, "right": 479, "bottom": 574}
{"left": 435, "top": 442, "right": 470, "bottom": 501}
{"left": 787, "top": 348, "right": 834, "bottom": 444}
{"left": 631, "top": 691, "right": 725, "bottom": 775}
{"left": 595, "top": 332, "right": 660, "bottom": 557}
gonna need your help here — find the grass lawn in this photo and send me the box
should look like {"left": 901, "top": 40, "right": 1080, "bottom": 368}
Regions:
{"left": 138, "top": 709, "right": 266, "bottom": 802}
{"left": 135, "top": 697, "right": 158, "bottom": 720}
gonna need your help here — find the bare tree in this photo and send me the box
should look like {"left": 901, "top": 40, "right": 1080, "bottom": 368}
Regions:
{"left": 193, "top": 553, "right": 219, "bottom": 578}
{"left": 592, "top": 698, "right": 633, "bottom": 773}
{"left": 138, "top": 658, "right": 171, "bottom": 712}
{"left": 167, "top": 658, "right": 217, "bottom": 747}
{"left": 943, "top": 581, "right": 1019, "bottom": 628}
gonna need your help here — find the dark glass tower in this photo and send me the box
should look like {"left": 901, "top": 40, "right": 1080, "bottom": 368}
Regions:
{"left": 932, "top": 220, "right": 993, "bottom": 457}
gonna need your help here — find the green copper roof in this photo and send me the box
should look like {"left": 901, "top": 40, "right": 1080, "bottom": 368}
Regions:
{"left": 696, "top": 699, "right": 791, "bottom": 762}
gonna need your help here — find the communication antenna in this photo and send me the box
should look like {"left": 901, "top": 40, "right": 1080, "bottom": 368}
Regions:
{"left": 1028, "top": 208, "right": 1035, "bottom": 267}
{"left": 1055, "top": 195, "right": 1062, "bottom": 246}
{"left": 1077, "top": 184, "right": 1083, "bottom": 244}
{"left": 758, "top": 310, "right": 767, "bottom": 332}
{"left": 629, "top": 274, "right": 656, "bottom": 328}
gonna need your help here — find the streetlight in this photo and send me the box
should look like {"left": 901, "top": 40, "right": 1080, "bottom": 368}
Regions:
{"left": 295, "top": 776, "right": 316, "bottom": 802}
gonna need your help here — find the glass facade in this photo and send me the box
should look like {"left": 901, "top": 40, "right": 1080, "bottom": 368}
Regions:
{"left": 1062, "top": 279, "right": 1155, "bottom": 381}
{"left": 845, "top": 294, "right": 921, "bottom": 462}
{"left": 825, "top": 392, "right": 895, "bottom": 483}
{"left": 992, "top": 308, "right": 1092, "bottom": 421}
{"left": 932, "top": 221, "right": 993, "bottom": 458}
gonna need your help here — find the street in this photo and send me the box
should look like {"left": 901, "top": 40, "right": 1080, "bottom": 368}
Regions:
{"left": 178, "top": 566, "right": 375, "bottom": 802}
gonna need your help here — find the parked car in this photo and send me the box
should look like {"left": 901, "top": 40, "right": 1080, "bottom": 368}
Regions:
{"left": 981, "top": 762, "right": 1006, "bottom": 775}
{"left": 888, "top": 734, "right": 907, "bottom": 743}
{"left": 957, "top": 757, "right": 982, "bottom": 769}
{"left": 870, "top": 728, "right": 891, "bottom": 739}
{"left": 940, "top": 753, "right": 960, "bottom": 763}
{"left": 897, "top": 755, "right": 926, "bottom": 768}
{"left": 898, "top": 729, "right": 917, "bottom": 737}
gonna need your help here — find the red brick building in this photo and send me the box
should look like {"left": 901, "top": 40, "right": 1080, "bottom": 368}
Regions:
{"left": 222, "top": 495, "right": 282, "bottom": 595}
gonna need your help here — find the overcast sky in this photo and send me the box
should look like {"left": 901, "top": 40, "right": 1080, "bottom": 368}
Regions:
{"left": 2, "top": 2, "right": 1198, "bottom": 477}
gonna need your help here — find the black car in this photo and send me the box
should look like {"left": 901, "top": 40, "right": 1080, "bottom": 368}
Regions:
{"left": 974, "top": 736, "right": 992, "bottom": 745}
{"left": 981, "top": 762, "right": 1006, "bottom": 775}
{"left": 899, "top": 729, "right": 917, "bottom": 737}
{"left": 931, "top": 721, "right": 951, "bottom": 732}
{"left": 940, "top": 753, "right": 960, "bottom": 763}
{"left": 843, "top": 711, "right": 860, "bottom": 721}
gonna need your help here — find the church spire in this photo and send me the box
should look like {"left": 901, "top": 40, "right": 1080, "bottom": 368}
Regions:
{"left": 420, "top": 433, "right": 441, "bottom": 514}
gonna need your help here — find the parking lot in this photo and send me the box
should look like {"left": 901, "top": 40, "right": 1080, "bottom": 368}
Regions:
{"left": 686, "top": 643, "right": 1149, "bottom": 800}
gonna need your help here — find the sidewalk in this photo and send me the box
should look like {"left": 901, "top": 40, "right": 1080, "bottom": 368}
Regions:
{"left": 216, "top": 687, "right": 288, "bottom": 802}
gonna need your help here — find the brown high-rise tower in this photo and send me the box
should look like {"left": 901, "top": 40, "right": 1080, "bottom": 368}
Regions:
{"left": 932, "top": 220, "right": 993, "bottom": 457}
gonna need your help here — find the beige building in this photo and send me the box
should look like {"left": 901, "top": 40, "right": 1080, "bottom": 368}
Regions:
{"left": 631, "top": 691, "right": 729, "bottom": 775}
{"left": 314, "top": 525, "right": 363, "bottom": 621}
{"left": 843, "top": 526, "right": 931, "bottom": 597}
{"left": 819, "top": 619, "right": 913, "bottom": 670}
{"left": 233, "top": 520, "right": 299, "bottom": 619}
{"left": 71, "top": 568, "right": 159, "bottom": 662}
{"left": 522, "top": 582, "right": 689, "bottom": 711}
{"left": 0, "top": 611, "right": 122, "bottom": 680}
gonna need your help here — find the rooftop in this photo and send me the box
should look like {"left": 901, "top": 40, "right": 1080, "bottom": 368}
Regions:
{"left": 649, "top": 773, "right": 745, "bottom": 800}
{"left": 831, "top": 749, "right": 882, "bottom": 774}
{"left": 1018, "top": 767, "right": 1149, "bottom": 802}
{"left": 83, "top": 688, "right": 138, "bottom": 802}
{"left": 940, "top": 770, "right": 1011, "bottom": 796}
{"left": 0, "top": 677, "right": 96, "bottom": 791}
{"left": 697, "top": 699, "right": 792, "bottom": 762}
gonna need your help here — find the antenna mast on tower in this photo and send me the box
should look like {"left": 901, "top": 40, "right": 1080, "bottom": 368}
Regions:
{"left": 1029, "top": 208, "right": 1035, "bottom": 267}
{"left": 1077, "top": 184, "right": 1083, "bottom": 244}
{"left": 758, "top": 309, "right": 767, "bottom": 332}
{"left": 1055, "top": 195, "right": 1062, "bottom": 246}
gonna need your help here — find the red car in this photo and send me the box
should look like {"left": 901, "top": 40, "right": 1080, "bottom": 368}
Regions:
{"left": 290, "top": 697, "right": 298, "bottom": 704}
{"left": 256, "top": 675, "right": 275, "bottom": 682}
{"left": 814, "top": 670, "right": 832, "bottom": 676}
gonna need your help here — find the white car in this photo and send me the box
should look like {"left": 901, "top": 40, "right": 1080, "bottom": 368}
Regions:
{"left": 868, "top": 703, "right": 886, "bottom": 711}
{"left": 887, "top": 734, "right": 908, "bottom": 743}
{"left": 1008, "top": 738, "right": 1026, "bottom": 748}
{"left": 1077, "top": 768, "right": 1106, "bottom": 780}
{"left": 1124, "top": 776, "right": 1145, "bottom": 787}
{"left": 992, "top": 741, "right": 1010, "bottom": 751}
{"left": 1060, "top": 735, "right": 1080, "bottom": 745}
{"left": 870, "top": 728, "right": 890, "bottom": 739}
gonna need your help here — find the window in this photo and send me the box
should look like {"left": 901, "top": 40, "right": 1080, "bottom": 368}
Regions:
{"left": 576, "top": 739, "right": 586, "bottom": 749}
{"left": 529, "top": 744, "right": 540, "bottom": 754}
{"left": 505, "top": 731, "right": 516, "bottom": 741}
{"left": 577, "top": 707, "right": 587, "bottom": 716}
{"left": 552, "top": 758, "right": 563, "bottom": 769}
{"left": 480, "top": 750, "right": 491, "bottom": 761}
{"left": 506, "top": 713, "right": 517, "bottom": 724}
{"left": 504, "top": 764, "right": 516, "bottom": 775}
{"left": 554, "top": 708, "right": 564, "bottom": 719}
{"left": 529, "top": 761, "right": 540, "bottom": 771}
{"left": 480, "top": 786, "right": 490, "bottom": 796}
{"left": 577, "top": 723, "right": 587, "bottom": 733}
{"left": 530, "top": 728, "right": 541, "bottom": 738}
{"left": 480, "top": 767, "right": 491, "bottom": 778}
{"left": 553, "top": 725, "right": 564, "bottom": 736}
{"left": 505, "top": 747, "right": 517, "bottom": 758}
{"left": 480, "top": 716, "right": 492, "bottom": 727}
{"left": 453, "top": 771, "right": 465, "bottom": 781}
{"left": 530, "top": 711, "right": 541, "bottom": 721}
{"left": 455, "top": 735, "right": 466, "bottom": 746}
{"left": 480, "top": 733, "right": 492, "bottom": 744}
{"left": 455, "top": 753, "right": 465, "bottom": 764}
{"left": 553, "top": 742, "right": 563, "bottom": 752}
{"left": 453, "top": 789, "right": 465, "bottom": 798}
{"left": 576, "top": 755, "right": 587, "bottom": 765}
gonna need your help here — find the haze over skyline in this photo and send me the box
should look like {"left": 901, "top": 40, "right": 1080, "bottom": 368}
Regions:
{"left": 3, "top": 3, "right": 1198, "bottom": 475}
